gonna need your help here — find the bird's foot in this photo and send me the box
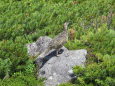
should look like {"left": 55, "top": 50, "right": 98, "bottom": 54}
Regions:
{"left": 56, "top": 54, "right": 60, "bottom": 57}
{"left": 58, "top": 50, "right": 62, "bottom": 54}
{"left": 55, "top": 49, "right": 61, "bottom": 57}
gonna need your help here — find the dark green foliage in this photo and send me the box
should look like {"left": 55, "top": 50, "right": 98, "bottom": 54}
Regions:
{"left": 0, "top": 73, "right": 44, "bottom": 86}
{"left": 81, "top": 26, "right": 115, "bottom": 55}
{"left": 0, "top": 0, "right": 115, "bottom": 86}
{"left": 73, "top": 55, "right": 115, "bottom": 86}
{"left": 0, "top": 58, "right": 11, "bottom": 79}
{"left": 0, "top": 39, "right": 28, "bottom": 76}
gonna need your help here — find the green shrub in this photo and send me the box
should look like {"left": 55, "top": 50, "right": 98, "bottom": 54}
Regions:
{"left": 0, "top": 58, "right": 12, "bottom": 79}
{"left": 0, "top": 39, "right": 29, "bottom": 76}
{"left": 0, "top": 0, "right": 115, "bottom": 86}
{"left": 0, "top": 72, "right": 44, "bottom": 86}
{"left": 81, "top": 25, "right": 115, "bottom": 55}
{"left": 73, "top": 56, "right": 115, "bottom": 86}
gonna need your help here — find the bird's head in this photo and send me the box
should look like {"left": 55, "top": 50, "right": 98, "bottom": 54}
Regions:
{"left": 64, "top": 22, "right": 70, "bottom": 30}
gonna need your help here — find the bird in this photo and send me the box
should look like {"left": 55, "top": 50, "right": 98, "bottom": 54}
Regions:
{"left": 35, "top": 22, "right": 69, "bottom": 69}
{"left": 38, "top": 22, "right": 69, "bottom": 58}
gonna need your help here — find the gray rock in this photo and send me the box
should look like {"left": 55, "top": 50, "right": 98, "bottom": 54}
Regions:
{"left": 26, "top": 42, "right": 38, "bottom": 56}
{"left": 36, "top": 36, "right": 52, "bottom": 54}
{"left": 38, "top": 48, "right": 87, "bottom": 86}
{"left": 26, "top": 36, "right": 87, "bottom": 86}
{"left": 26, "top": 36, "right": 52, "bottom": 56}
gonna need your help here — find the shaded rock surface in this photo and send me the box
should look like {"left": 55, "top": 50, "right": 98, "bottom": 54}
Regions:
{"left": 27, "top": 36, "right": 87, "bottom": 86}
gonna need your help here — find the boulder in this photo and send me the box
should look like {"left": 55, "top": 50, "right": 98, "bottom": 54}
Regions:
{"left": 26, "top": 36, "right": 52, "bottom": 56}
{"left": 26, "top": 36, "right": 87, "bottom": 86}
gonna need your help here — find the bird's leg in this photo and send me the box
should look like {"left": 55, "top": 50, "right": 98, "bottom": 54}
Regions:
{"left": 56, "top": 50, "right": 58, "bottom": 56}
{"left": 56, "top": 49, "right": 60, "bottom": 57}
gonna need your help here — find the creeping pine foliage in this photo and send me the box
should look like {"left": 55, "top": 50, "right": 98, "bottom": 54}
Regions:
{"left": 0, "top": 0, "right": 115, "bottom": 86}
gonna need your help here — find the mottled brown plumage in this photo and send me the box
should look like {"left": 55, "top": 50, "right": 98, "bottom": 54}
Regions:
{"left": 39, "top": 22, "right": 69, "bottom": 58}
